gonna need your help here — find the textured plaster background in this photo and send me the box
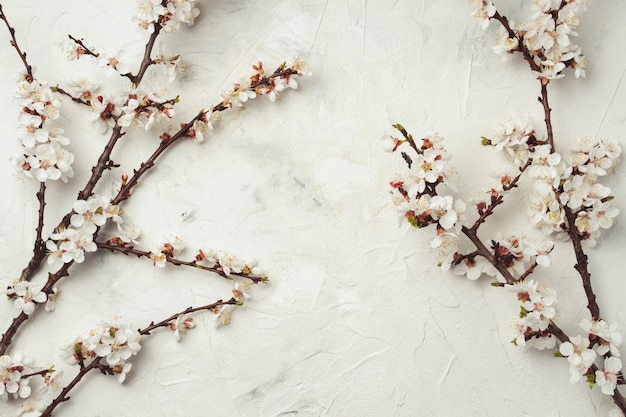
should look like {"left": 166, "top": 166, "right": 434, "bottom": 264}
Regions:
{"left": 0, "top": 1, "right": 626, "bottom": 416}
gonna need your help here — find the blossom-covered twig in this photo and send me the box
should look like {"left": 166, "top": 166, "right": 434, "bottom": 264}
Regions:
{"left": 388, "top": 0, "right": 625, "bottom": 413}
{"left": 96, "top": 240, "right": 268, "bottom": 283}
{"left": 39, "top": 298, "right": 237, "bottom": 417}
{"left": 0, "top": 4, "right": 309, "bottom": 414}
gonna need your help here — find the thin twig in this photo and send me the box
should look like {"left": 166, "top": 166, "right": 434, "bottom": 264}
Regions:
{"left": 95, "top": 241, "right": 266, "bottom": 283}
{"left": 0, "top": 3, "right": 34, "bottom": 81}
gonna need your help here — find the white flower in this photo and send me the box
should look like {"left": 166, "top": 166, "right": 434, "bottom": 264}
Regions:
{"left": 580, "top": 319, "right": 622, "bottom": 357}
{"left": 44, "top": 287, "right": 59, "bottom": 313}
{"left": 115, "top": 222, "right": 141, "bottom": 245}
{"left": 453, "top": 256, "right": 496, "bottom": 280}
{"left": 214, "top": 304, "right": 235, "bottom": 327}
{"left": 12, "top": 282, "right": 47, "bottom": 316}
{"left": 70, "top": 195, "right": 109, "bottom": 228}
{"left": 98, "top": 50, "right": 130, "bottom": 76}
{"left": 596, "top": 357, "right": 622, "bottom": 395}
{"left": 149, "top": 251, "right": 167, "bottom": 268}
{"left": 219, "top": 252, "right": 246, "bottom": 277}
{"left": 95, "top": 322, "right": 142, "bottom": 367}
{"left": 429, "top": 195, "right": 465, "bottom": 232}
{"left": 470, "top": 0, "right": 496, "bottom": 29}
{"left": 0, "top": 353, "right": 33, "bottom": 401}
{"left": 559, "top": 336, "right": 597, "bottom": 383}
{"left": 112, "top": 362, "right": 133, "bottom": 383}
{"left": 169, "top": 315, "right": 195, "bottom": 341}
{"left": 232, "top": 280, "right": 252, "bottom": 301}
{"left": 429, "top": 232, "right": 459, "bottom": 271}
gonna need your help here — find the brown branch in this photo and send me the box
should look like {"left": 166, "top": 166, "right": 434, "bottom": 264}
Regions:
{"left": 40, "top": 298, "right": 238, "bottom": 417}
{"left": 491, "top": 11, "right": 541, "bottom": 74}
{"left": 95, "top": 241, "right": 266, "bottom": 283}
{"left": 0, "top": 260, "right": 74, "bottom": 355}
{"left": 563, "top": 206, "right": 600, "bottom": 319}
{"left": 0, "top": 312, "right": 27, "bottom": 355}
{"left": 548, "top": 323, "right": 626, "bottom": 413}
{"left": 68, "top": 34, "right": 99, "bottom": 58}
{"left": 461, "top": 225, "right": 516, "bottom": 285}
{"left": 139, "top": 298, "right": 237, "bottom": 335}
{"left": 56, "top": 125, "right": 125, "bottom": 230}
{"left": 40, "top": 358, "right": 101, "bottom": 417}
{"left": 470, "top": 158, "right": 532, "bottom": 232}
{"left": 0, "top": 3, "right": 33, "bottom": 82}
{"left": 538, "top": 82, "right": 555, "bottom": 152}
{"left": 125, "top": 23, "right": 162, "bottom": 86}
{"left": 51, "top": 85, "right": 90, "bottom": 106}
{"left": 20, "top": 183, "right": 48, "bottom": 282}
{"left": 111, "top": 104, "right": 226, "bottom": 206}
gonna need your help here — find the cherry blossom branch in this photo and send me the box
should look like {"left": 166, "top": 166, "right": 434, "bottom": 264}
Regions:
{"left": 539, "top": 82, "right": 555, "bottom": 151}
{"left": 67, "top": 34, "right": 99, "bottom": 59}
{"left": 0, "top": 312, "right": 27, "bottom": 355}
{"left": 0, "top": 3, "right": 33, "bottom": 82}
{"left": 0, "top": 4, "right": 49, "bottom": 285}
{"left": 469, "top": 158, "right": 532, "bottom": 232}
{"left": 50, "top": 85, "right": 90, "bottom": 106}
{"left": 0, "top": 257, "right": 76, "bottom": 354}
{"left": 139, "top": 297, "right": 237, "bottom": 336}
{"left": 548, "top": 323, "right": 626, "bottom": 412}
{"left": 461, "top": 226, "right": 516, "bottom": 285}
{"left": 491, "top": 11, "right": 541, "bottom": 73}
{"left": 95, "top": 241, "right": 267, "bottom": 283}
{"left": 112, "top": 64, "right": 300, "bottom": 206}
{"left": 20, "top": 183, "right": 48, "bottom": 282}
{"left": 40, "top": 298, "right": 237, "bottom": 417}
{"left": 0, "top": 62, "right": 302, "bottom": 355}
{"left": 126, "top": 23, "right": 162, "bottom": 85}
{"left": 492, "top": 1, "right": 600, "bottom": 321}
{"left": 563, "top": 205, "right": 600, "bottom": 319}
{"left": 40, "top": 358, "right": 101, "bottom": 417}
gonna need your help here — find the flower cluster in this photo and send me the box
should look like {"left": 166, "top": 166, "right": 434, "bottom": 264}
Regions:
{"left": 481, "top": 116, "right": 535, "bottom": 168}
{"left": 149, "top": 235, "right": 184, "bottom": 267}
{"left": 462, "top": 233, "right": 553, "bottom": 282}
{"left": 61, "top": 318, "right": 141, "bottom": 383}
{"left": 195, "top": 248, "right": 264, "bottom": 279}
{"left": 559, "top": 319, "right": 623, "bottom": 395}
{"left": 0, "top": 352, "right": 39, "bottom": 401}
{"left": 220, "top": 58, "right": 310, "bottom": 107}
{"left": 185, "top": 111, "right": 219, "bottom": 143}
{"left": 386, "top": 128, "right": 467, "bottom": 270}
{"left": 135, "top": 0, "right": 199, "bottom": 33}
{"left": 484, "top": 121, "right": 621, "bottom": 245}
{"left": 153, "top": 45, "right": 188, "bottom": 81}
{"left": 10, "top": 70, "right": 74, "bottom": 182}
{"left": 480, "top": 0, "right": 589, "bottom": 80}
{"left": 46, "top": 194, "right": 122, "bottom": 270}
{"left": 506, "top": 279, "right": 558, "bottom": 349}
{"left": 82, "top": 88, "right": 178, "bottom": 133}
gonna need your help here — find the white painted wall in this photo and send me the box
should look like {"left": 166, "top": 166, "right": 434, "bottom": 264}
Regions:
{"left": 0, "top": 1, "right": 625, "bottom": 416}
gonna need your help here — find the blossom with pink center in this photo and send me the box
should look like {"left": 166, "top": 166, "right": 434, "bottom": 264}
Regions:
{"left": 596, "top": 357, "right": 623, "bottom": 395}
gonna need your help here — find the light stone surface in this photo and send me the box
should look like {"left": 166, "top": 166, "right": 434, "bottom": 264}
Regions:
{"left": 0, "top": 1, "right": 625, "bottom": 416}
